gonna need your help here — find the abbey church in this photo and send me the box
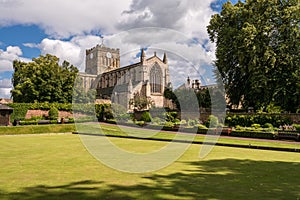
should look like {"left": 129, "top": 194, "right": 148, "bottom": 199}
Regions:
{"left": 79, "top": 44, "right": 172, "bottom": 109}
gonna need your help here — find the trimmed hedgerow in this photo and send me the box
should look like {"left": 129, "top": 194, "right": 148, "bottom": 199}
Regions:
{"left": 230, "top": 130, "right": 276, "bottom": 139}
{"left": 225, "top": 114, "right": 292, "bottom": 128}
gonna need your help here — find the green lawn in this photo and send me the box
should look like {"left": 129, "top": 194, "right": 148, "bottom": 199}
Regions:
{"left": 0, "top": 124, "right": 75, "bottom": 135}
{"left": 0, "top": 134, "right": 299, "bottom": 199}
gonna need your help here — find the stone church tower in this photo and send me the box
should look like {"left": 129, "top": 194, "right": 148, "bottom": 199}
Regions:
{"left": 79, "top": 44, "right": 121, "bottom": 91}
{"left": 85, "top": 44, "right": 120, "bottom": 75}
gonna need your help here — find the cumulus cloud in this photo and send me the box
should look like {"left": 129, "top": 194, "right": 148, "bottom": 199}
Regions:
{"left": 0, "top": 88, "right": 11, "bottom": 98}
{"left": 0, "top": 78, "right": 12, "bottom": 99}
{"left": 118, "top": 0, "right": 216, "bottom": 41}
{"left": 0, "top": 78, "right": 12, "bottom": 88}
{"left": 0, "top": 0, "right": 132, "bottom": 38}
{"left": 0, "top": 46, "right": 30, "bottom": 72}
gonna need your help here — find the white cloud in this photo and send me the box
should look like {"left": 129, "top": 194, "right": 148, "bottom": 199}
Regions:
{"left": 0, "top": 78, "right": 12, "bottom": 88}
{"left": 0, "top": 88, "right": 11, "bottom": 99}
{"left": 0, "top": 0, "right": 132, "bottom": 38}
{"left": 0, "top": 46, "right": 30, "bottom": 72}
{"left": 0, "top": 78, "right": 12, "bottom": 99}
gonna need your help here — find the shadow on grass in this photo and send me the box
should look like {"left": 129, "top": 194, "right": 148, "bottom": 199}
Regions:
{"left": 1, "top": 159, "right": 299, "bottom": 200}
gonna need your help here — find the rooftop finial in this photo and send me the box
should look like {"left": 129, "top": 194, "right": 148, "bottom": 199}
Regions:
{"left": 141, "top": 48, "right": 146, "bottom": 64}
{"left": 163, "top": 52, "right": 168, "bottom": 64}
{"left": 100, "top": 36, "right": 104, "bottom": 47}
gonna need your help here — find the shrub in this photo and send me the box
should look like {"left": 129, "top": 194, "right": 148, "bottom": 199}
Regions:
{"left": 68, "top": 118, "right": 75, "bottom": 123}
{"left": 174, "top": 118, "right": 181, "bottom": 125}
{"left": 230, "top": 130, "right": 276, "bottom": 139}
{"left": 48, "top": 107, "right": 59, "bottom": 120}
{"left": 206, "top": 115, "right": 219, "bottom": 128}
{"left": 293, "top": 124, "right": 300, "bottom": 132}
{"left": 188, "top": 119, "right": 198, "bottom": 127}
{"left": 262, "top": 123, "right": 274, "bottom": 129}
{"left": 164, "top": 112, "right": 178, "bottom": 122}
{"left": 152, "top": 117, "right": 162, "bottom": 125}
{"left": 180, "top": 119, "right": 187, "bottom": 125}
{"left": 135, "top": 121, "right": 145, "bottom": 126}
{"left": 251, "top": 123, "right": 261, "bottom": 129}
{"left": 197, "top": 124, "right": 208, "bottom": 130}
{"left": 95, "top": 104, "right": 113, "bottom": 121}
{"left": 225, "top": 114, "right": 292, "bottom": 128}
{"left": 140, "top": 111, "right": 152, "bottom": 123}
{"left": 50, "top": 120, "right": 58, "bottom": 124}
{"left": 164, "top": 121, "right": 174, "bottom": 128}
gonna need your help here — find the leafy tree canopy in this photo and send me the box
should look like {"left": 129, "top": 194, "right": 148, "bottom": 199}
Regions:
{"left": 11, "top": 54, "right": 79, "bottom": 103}
{"left": 207, "top": 0, "right": 300, "bottom": 112}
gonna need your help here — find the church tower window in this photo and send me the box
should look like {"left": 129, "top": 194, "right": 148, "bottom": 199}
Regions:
{"left": 150, "top": 64, "right": 162, "bottom": 93}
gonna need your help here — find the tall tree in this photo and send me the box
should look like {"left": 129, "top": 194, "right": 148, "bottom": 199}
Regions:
{"left": 207, "top": 0, "right": 300, "bottom": 112}
{"left": 11, "top": 54, "right": 78, "bottom": 103}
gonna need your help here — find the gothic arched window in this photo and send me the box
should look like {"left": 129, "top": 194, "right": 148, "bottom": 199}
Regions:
{"left": 150, "top": 64, "right": 162, "bottom": 93}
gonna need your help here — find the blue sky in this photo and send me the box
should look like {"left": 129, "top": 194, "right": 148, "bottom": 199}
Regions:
{"left": 0, "top": 0, "right": 239, "bottom": 99}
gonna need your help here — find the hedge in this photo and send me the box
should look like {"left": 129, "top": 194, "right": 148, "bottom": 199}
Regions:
{"left": 230, "top": 130, "right": 276, "bottom": 139}
{"left": 225, "top": 114, "right": 292, "bottom": 128}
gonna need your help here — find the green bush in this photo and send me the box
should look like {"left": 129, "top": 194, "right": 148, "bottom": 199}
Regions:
{"left": 135, "top": 121, "right": 145, "bottom": 126}
{"left": 180, "top": 119, "right": 187, "bottom": 125}
{"left": 293, "top": 124, "right": 300, "bottom": 132}
{"left": 262, "top": 123, "right": 274, "bottom": 129}
{"left": 188, "top": 119, "right": 198, "bottom": 127}
{"left": 140, "top": 111, "right": 152, "bottom": 123}
{"left": 174, "top": 118, "right": 181, "bottom": 125}
{"left": 68, "top": 118, "right": 75, "bottom": 123}
{"left": 225, "top": 114, "right": 292, "bottom": 127}
{"left": 164, "top": 121, "right": 174, "bottom": 128}
{"left": 206, "top": 115, "right": 219, "bottom": 128}
{"left": 251, "top": 124, "right": 261, "bottom": 129}
{"left": 231, "top": 130, "right": 276, "bottom": 139}
{"left": 164, "top": 112, "right": 178, "bottom": 122}
{"left": 48, "top": 107, "right": 59, "bottom": 120}
{"left": 50, "top": 120, "right": 58, "bottom": 124}
{"left": 95, "top": 104, "right": 112, "bottom": 121}
{"left": 152, "top": 117, "right": 162, "bottom": 125}
{"left": 197, "top": 124, "right": 208, "bottom": 129}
